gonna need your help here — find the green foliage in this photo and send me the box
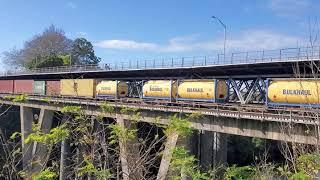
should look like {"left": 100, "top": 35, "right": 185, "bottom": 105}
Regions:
{"left": 119, "top": 107, "right": 139, "bottom": 114}
{"left": 32, "top": 168, "right": 58, "bottom": 180}
{"left": 13, "top": 94, "right": 27, "bottom": 102}
{"left": 186, "top": 112, "right": 204, "bottom": 120}
{"left": 10, "top": 132, "right": 21, "bottom": 139}
{"left": 77, "top": 158, "right": 111, "bottom": 179}
{"left": 100, "top": 102, "right": 114, "bottom": 114}
{"left": 295, "top": 153, "right": 320, "bottom": 177}
{"left": 61, "top": 106, "right": 82, "bottom": 114}
{"left": 252, "top": 163, "right": 277, "bottom": 180}
{"left": 118, "top": 107, "right": 141, "bottom": 121}
{"left": 170, "top": 147, "right": 210, "bottom": 180}
{"left": 132, "top": 112, "right": 142, "bottom": 122}
{"left": 2, "top": 94, "right": 28, "bottom": 102}
{"left": 41, "top": 97, "right": 51, "bottom": 103}
{"left": 289, "top": 171, "right": 311, "bottom": 180}
{"left": 3, "top": 95, "right": 15, "bottom": 101}
{"left": 25, "top": 124, "right": 69, "bottom": 145}
{"left": 277, "top": 164, "right": 292, "bottom": 177}
{"left": 251, "top": 137, "right": 265, "bottom": 149}
{"left": 108, "top": 124, "right": 137, "bottom": 145}
{"left": 165, "top": 114, "right": 193, "bottom": 137}
{"left": 25, "top": 54, "right": 64, "bottom": 69}
{"left": 3, "top": 25, "right": 72, "bottom": 69}
{"left": 59, "top": 54, "right": 71, "bottom": 65}
{"left": 71, "top": 38, "right": 101, "bottom": 65}
{"left": 224, "top": 165, "right": 255, "bottom": 180}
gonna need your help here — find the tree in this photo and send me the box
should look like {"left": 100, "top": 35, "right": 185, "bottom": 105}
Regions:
{"left": 25, "top": 55, "right": 64, "bottom": 69}
{"left": 3, "top": 25, "right": 72, "bottom": 70}
{"left": 71, "top": 38, "right": 101, "bottom": 65}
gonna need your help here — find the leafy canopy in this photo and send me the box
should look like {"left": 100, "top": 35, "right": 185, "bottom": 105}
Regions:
{"left": 2, "top": 25, "right": 100, "bottom": 70}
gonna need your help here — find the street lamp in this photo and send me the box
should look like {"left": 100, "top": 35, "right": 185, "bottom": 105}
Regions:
{"left": 211, "top": 16, "right": 227, "bottom": 61}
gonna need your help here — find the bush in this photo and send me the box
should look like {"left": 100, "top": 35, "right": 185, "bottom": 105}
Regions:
{"left": 224, "top": 165, "right": 255, "bottom": 180}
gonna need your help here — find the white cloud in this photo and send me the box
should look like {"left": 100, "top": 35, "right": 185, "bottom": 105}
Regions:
{"left": 223, "top": 30, "right": 302, "bottom": 50}
{"left": 66, "top": 2, "right": 77, "bottom": 9}
{"left": 94, "top": 30, "right": 304, "bottom": 53}
{"left": 94, "top": 40, "right": 157, "bottom": 50}
{"left": 269, "top": 0, "right": 310, "bottom": 17}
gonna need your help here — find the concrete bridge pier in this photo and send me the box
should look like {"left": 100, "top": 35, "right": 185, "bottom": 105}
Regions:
{"left": 116, "top": 116, "right": 143, "bottom": 180}
{"left": 156, "top": 132, "right": 179, "bottom": 180}
{"left": 20, "top": 106, "right": 34, "bottom": 175}
{"left": 59, "top": 115, "right": 71, "bottom": 180}
{"left": 156, "top": 131, "right": 198, "bottom": 180}
{"left": 20, "top": 106, "right": 54, "bottom": 177}
{"left": 199, "top": 131, "right": 228, "bottom": 169}
{"left": 32, "top": 109, "right": 54, "bottom": 173}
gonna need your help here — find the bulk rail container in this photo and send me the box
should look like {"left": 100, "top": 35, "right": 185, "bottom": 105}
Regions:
{"left": 34, "top": 81, "right": 46, "bottom": 95}
{"left": 46, "top": 80, "right": 60, "bottom": 96}
{"left": 96, "top": 81, "right": 128, "bottom": 98}
{"left": 60, "top": 79, "right": 96, "bottom": 98}
{"left": 14, "top": 80, "right": 34, "bottom": 94}
{"left": 267, "top": 78, "right": 320, "bottom": 107}
{"left": 0, "top": 80, "right": 14, "bottom": 94}
{"left": 142, "top": 80, "right": 177, "bottom": 100}
{"left": 177, "top": 79, "right": 228, "bottom": 102}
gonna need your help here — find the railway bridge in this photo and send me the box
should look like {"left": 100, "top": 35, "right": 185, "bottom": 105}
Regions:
{"left": 1, "top": 46, "right": 320, "bottom": 179}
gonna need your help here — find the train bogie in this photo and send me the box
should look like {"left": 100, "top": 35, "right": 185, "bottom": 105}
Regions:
{"left": 96, "top": 81, "right": 128, "bottom": 98}
{"left": 143, "top": 80, "right": 177, "bottom": 100}
{"left": 177, "top": 79, "right": 228, "bottom": 102}
{"left": 267, "top": 79, "right": 320, "bottom": 107}
{"left": 60, "top": 79, "right": 96, "bottom": 98}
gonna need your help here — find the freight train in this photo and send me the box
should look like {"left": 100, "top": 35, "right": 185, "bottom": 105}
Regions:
{"left": 0, "top": 78, "right": 319, "bottom": 107}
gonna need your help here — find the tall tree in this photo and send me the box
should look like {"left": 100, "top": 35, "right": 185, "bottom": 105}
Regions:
{"left": 71, "top": 38, "right": 101, "bottom": 65}
{"left": 3, "top": 25, "right": 72, "bottom": 69}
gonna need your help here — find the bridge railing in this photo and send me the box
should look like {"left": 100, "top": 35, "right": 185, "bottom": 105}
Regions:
{"left": 2, "top": 46, "right": 320, "bottom": 76}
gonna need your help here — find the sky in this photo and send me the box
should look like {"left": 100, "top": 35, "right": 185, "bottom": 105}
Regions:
{"left": 0, "top": 0, "right": 319, "bottom": 66}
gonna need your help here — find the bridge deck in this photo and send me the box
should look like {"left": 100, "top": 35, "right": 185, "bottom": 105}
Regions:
{"left": 1, "top": 46, "right": 319, "bottom": 80}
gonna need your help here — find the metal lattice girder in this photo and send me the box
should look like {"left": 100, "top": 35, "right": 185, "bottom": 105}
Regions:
{"left": 228, "top": 78, "right": 267, "bottom": 104}
{"left": 127, "top": 81, "right": 144, "bottom": 98}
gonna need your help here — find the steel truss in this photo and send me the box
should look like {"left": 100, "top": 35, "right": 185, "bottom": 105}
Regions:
{"left": 127, "top": 80, "right": 144, "bottom": 98}
{"left": 228, "top": 78, "right": 267, "bottom": 104}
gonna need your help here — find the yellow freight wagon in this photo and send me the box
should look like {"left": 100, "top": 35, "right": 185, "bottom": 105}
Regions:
{"left": 143, "top": 80, "right": 177, "bottom": 100}
{"left": 267, "top": 79, "right": 320, "bottom": 106}
{"left": 60, "top": 79, "right": 96, "bottom": 98}
{"left": 177, "top": 79, "right": 228, "bottom": 102}
{"left": 96, "top": 81, "right": 128, "bottom": 98}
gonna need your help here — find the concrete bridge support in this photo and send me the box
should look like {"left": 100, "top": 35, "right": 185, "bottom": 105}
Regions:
{"left": 20, "top": 106, "right": 34, "bottom": 175}
{"left": 117, "top": 116, "right": 143, "bottom": 180}
{"left": 156, "top": 132, "right": 179, "bottom": 180}
{"left": 20, "top": 106, "right": 54, "bottom": 177}
{"left": 32, "top": 109, "right": 54, "bottom": 173}
{"left": 199, "top": 131, "right": 228, "bottom": 169}
{"left": 156, "top": 130, "right": 228, "bottom": 179}
{"left": 59, "top": 115, "right": 71, "bottom": 180}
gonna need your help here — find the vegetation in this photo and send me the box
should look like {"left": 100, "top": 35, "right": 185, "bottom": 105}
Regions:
{"left": 71, "top": 38, "right": 101, "bottom": 65}
{"left": 0, "top": 101, "right": 319, "bottom": 179}
{"left": 2, "top": 25, "right": 100, "bottom": 70}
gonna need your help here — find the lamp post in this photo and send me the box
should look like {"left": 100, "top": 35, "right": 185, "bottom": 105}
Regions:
{"left": 211, "top": 16, "right": 227, "bottom": 61}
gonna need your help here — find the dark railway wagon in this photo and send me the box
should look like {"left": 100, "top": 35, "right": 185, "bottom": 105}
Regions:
{"left": 46, "top": 80, "right": 60, "bottom": 96}
{"left": 14, "top": 80, "right": 34, "bottom": 94}
{"left": 0, "top": 80, "right": 14, "bottom": 93}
